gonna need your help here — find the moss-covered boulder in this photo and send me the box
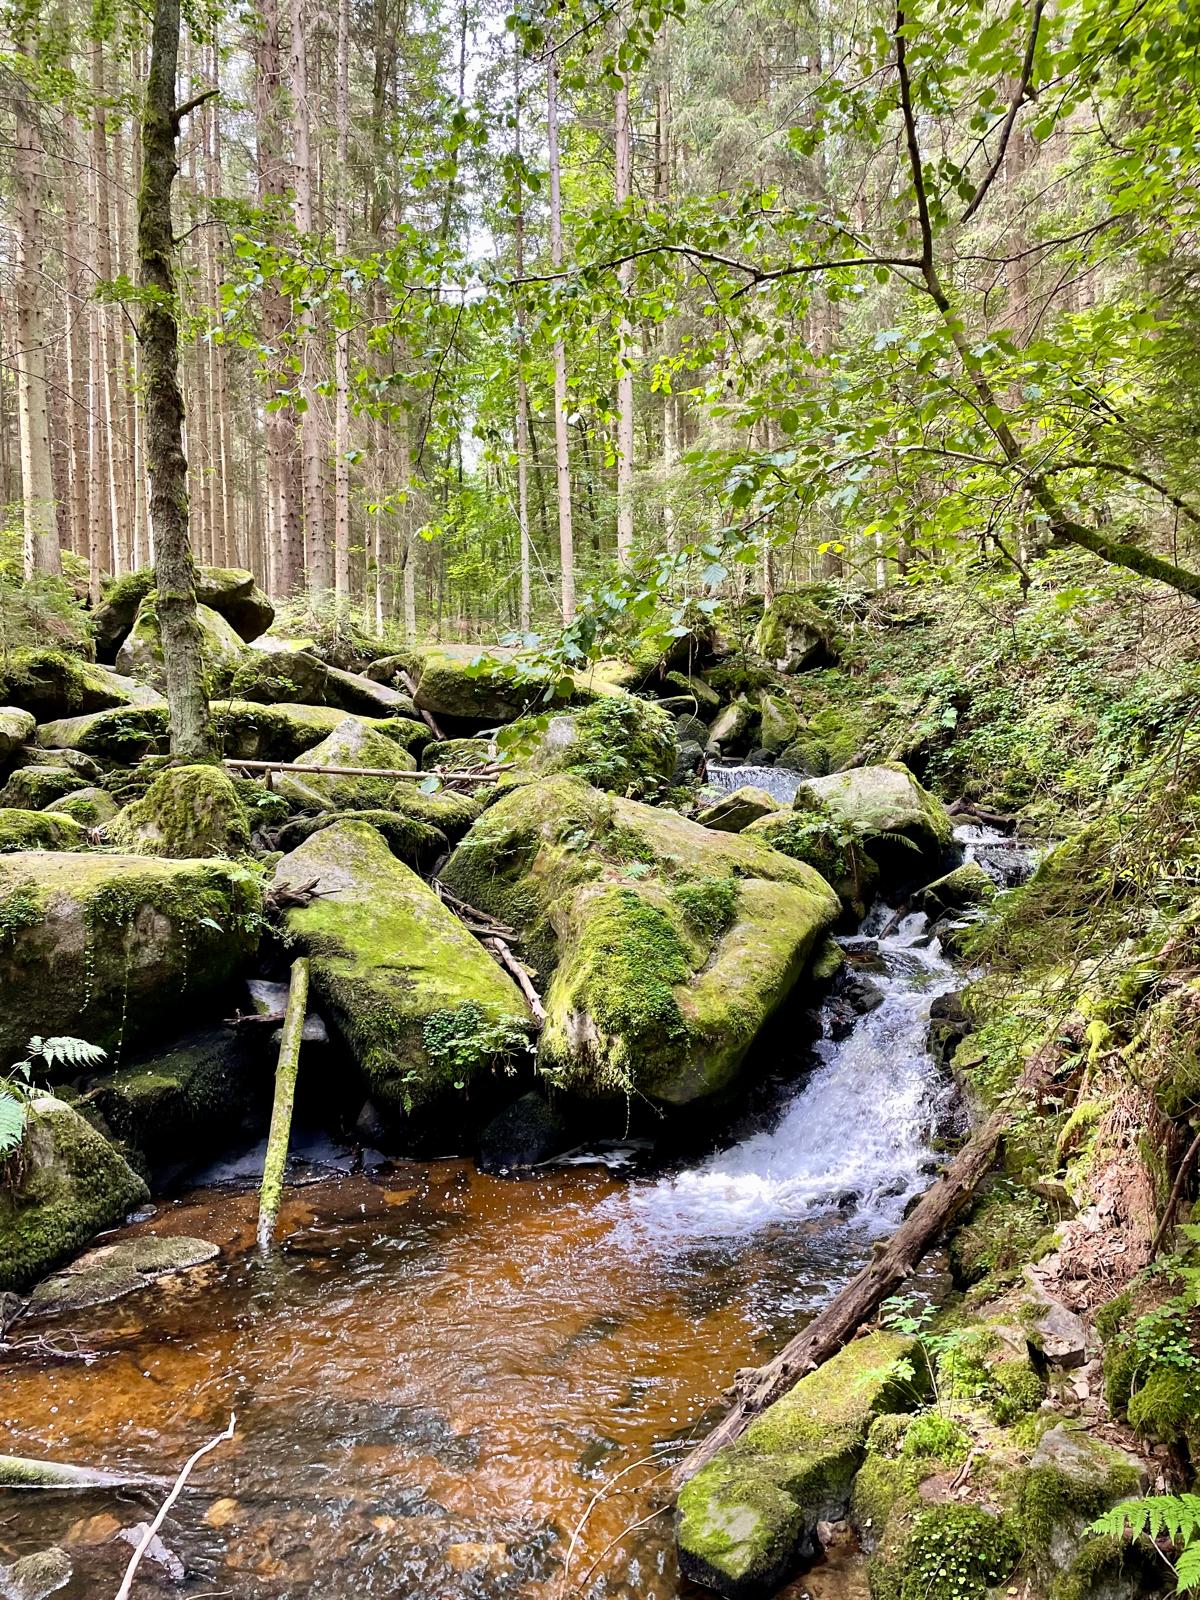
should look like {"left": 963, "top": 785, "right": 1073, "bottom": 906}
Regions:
{"left": 213, "top": 699, "right": 350, "bottom": 759}
{"left": 867, "top": 1503, "right": 1019, "bottom": 1600}
{"left": 0, "top": 707, "right": 35, "bottom": 760}
{"left": 273, "top": 717, "right": 420, "bottom": 810}
{"left": 116, "top": 597, "right": 247, "bottom": 693}
{"left": 93, "top": 1026, "right": 264, "bottom": 1171}
{"left": 227, "top": 647, "right": 329, "bottom": 706}
{"left": 326, "top": 664, "right": 418, "bottom": 718}
{"left": 664, "top": 670, "right": 720, "bottom": 713}
{"left": 500, "top": 696, "right": 678, "bottom": 798}
{"left": 675, "top": 1331, "right": 919, "bottom": 1597}
{"left": 744, "top": 799, "right": 879, "bottom": 913}
{"left": 27, "top": 1233, "right": 220, "bottom": 1316}
{"left": 800, "top": 763, "right": 953, "bottom": 875}
{"left": 35, "top": 705, "right": 169, "bottom": 760}
{"left": 107, "top": 764, "right": 250, "bottom": 858}
{"left": 442, "top": 777, "right": 839, "bottom": 1105}
{"left": 94, "top": 566, "right": 274, "bottom": 658}
{"left": 1009, "top": 1424, "right": 1145, "bottom": 1590}
{"left": 0, "top": 810, "right": 86, "bottom": 853}
{"left": 753, "top": 591, "right": 834, "bottom": 673}
{"left": 410, "top": 643, "right": 533, "bottom": 722}
{"left": 270, "top": 808, "right": 448, "bottom": 869}
{"left": 758, "top": 694, "right": 799, "bottom": 754}
{"left": 706, "top": 697, "right": 759, "bottom": 755}
{"left": 0, "top": 651, "right": 161, "bottom": 722}
{"left": 43, "top": 787, "right": 119, "bottom": 828}
{"left": 272, "top": 821, "right": 532, "bottom": 1120}
{"left": 696, "top": 787, "right": 779, "bottom": 833}
{"left": 421, "top": 736, "right": 496, "bottom": 773}
{"left": 915, "top": 861, "right": 996, "bottom": 918}
{"left": 0, "top": 853, "right": 262, "bottom": 1065}
{"left": 0, "top": 766, "right": 88, "bottom": 810}
{"left": 0, "top": 1096, "right": 148, "bottom": 1292}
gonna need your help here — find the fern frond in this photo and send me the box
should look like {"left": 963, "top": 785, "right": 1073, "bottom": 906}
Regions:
{"left": 1176, "top": 1542, "right": 1200, "bottom": 1592}
{"left": 1091, "top": 1494, "right": 1200, "bottom": 1547}
{"left": 36, "top": 1036, "right": 107, "bottom": 1070}
{"left": 0, "top": 1091, "right": 28, "bottom": 1158}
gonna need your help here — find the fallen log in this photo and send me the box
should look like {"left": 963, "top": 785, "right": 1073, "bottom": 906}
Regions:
{"left": 256, "top": 958, "right": 309, "bottom": 1253}
{"left": 222, "top": 758, "right": 506, "bottom": 788}
{"left": 0, "top": 1454, "right": 167, "bottom": 1490}
{"left": 671, "top": 1105, "right": 1009, "bottom": 1489}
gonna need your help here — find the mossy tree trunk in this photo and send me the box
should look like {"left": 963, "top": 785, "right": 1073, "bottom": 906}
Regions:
{"left": 139, "top": 0, "right": 215, "bottom": 763}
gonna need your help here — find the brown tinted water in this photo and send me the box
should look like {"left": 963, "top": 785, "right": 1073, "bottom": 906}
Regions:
{"left": 0, "top": 1159, "right": 876, "bottom": 1600}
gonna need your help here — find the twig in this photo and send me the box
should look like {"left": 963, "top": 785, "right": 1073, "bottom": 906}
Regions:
{"left": 434, "top": 883, "right": 516, "bottom": 937}
{"left": 398, "top": 670, "right": 445, "bottom": 740}
{"left": 113, "top": 1415, "right": 235, "bottom": 1600}
{"left": 221, "top": 758, "right": 499, "bottom": 789}
{"left": 558, "top": 1451, "right": 677, "bottom": 1595}
{"left": 483, "top": 937, "right": 545, "bottom": 1024}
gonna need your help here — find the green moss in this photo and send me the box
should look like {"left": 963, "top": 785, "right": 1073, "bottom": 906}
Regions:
{"left": 900, "top": 1412, "right": 971, "bottom": 1465}
{"left": 0, "top": 809, "right": 86, "bottom": 853}
{"left": 1013, "top": 1459, "right": 1140, "bottom": 1558}
{"left": 0, "top": 765, "right": 88, "bottom": 809}
{"left": 670, "top": 875, "right": 739, "bottom": 943}
{"left": 502, "top": 695, "right": 678, "bottom": 798}
{"left": 1127, "top": 1366, "right": 1200, "bottom": 1440}
{"left": 950, "top": 1184, "right": 1050, "bottom": 1287}
{"left": 107, "top": 764, "right": 251, "bottom": 859}
{"left": 744, "top": 807, "right": 877, "bottom": 908}
{"left": 869, "top": 1505, "right": 1019, "bottom": 1600}
{"left": 35, "top": 705, "right": 170, "bottom": 758}
{"left": 989, "top": 1359, "right": 1045, "bottom": 1424}
{"left": 851, "top": 1454, "right": 918, "bottom": 1547}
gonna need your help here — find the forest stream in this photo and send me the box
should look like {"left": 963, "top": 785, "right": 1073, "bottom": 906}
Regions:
{"left": 0, "top": 827, "right": 1025, "bottom": 1600}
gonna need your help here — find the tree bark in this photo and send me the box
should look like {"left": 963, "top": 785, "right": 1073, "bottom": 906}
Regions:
{"left": 12, "top": 46, "right": 59, "bottom": 577}
{"left": 333, "top": 0, "right": 353, "bottom": 602}
{"left": 140, "top": 0, "right": 214, "bottom": 762}
{"left": 513, "top": 48, "right": 532, "bottom": 631}
{"left": 614, "top": 75, "right": 635, "bottom": 568}
{"left": 547, "top": 50, "right": 576, "bottom": 621}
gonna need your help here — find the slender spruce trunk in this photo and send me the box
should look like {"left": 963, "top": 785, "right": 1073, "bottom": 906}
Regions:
{"left": 139, "top": 0, "right": 214, "bottom": 761}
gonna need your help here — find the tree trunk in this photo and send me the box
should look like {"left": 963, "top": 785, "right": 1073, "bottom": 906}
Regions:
{"left": 61, "top": 85, "right": 89, "bottom": 563}
{"left": 12, "top": 47, "right": 59, "bottom": 576}
{"left": 547, "top": 50, "right": 575, "bottom": 622}
{"left": 140, "top": 0, "right": 214, "bottom": 762}
{"left": 614, "top": 76, "right": 635, "bottom": 568}
{"left": 513, "top": 49, "right": 532, "bottom": 631}
{"left": 333, "top": 0, "right": 353, "bottom": 602}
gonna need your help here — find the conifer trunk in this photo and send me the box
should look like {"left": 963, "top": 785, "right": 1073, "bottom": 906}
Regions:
{"left": 546, "top": 50, "right": 575, "bottom": 622}
{"left": 140, "top": 0, "right": 213, "bottom": 762}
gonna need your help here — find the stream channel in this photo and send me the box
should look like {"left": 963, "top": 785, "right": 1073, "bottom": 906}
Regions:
{"left": 1, "top": 780, "right": 1027, "bottom": 1600}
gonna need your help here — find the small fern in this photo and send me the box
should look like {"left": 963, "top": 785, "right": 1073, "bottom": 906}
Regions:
{"left": 0, "top": 1035, "right": 107, "bottom": 1160}
{"left": 1090, "top": 1494, "right": 1200, "bottom": 1590}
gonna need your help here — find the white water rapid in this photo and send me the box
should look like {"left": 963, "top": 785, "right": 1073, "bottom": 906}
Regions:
{"left": 618, "top": 908, "right": 959, "bottom": 1243}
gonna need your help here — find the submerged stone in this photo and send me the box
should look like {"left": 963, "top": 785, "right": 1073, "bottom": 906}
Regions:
{"left": 107, "top": 764, "right": 250, "bottom": 858}
{"left": 675, "top": 1331, "right": 918, "bottom": 1598}
{"left": 0, "top": 852, "right": 262, "bottom": 1063}
{"left": 0, "top": 1096, "right": 148, "bottom": 1293}
{"left": 26, "top": 1233, "right": 219, "bottom": 1316}
{"left": 273, "top": 820, "right": 532, "bottom": 1119}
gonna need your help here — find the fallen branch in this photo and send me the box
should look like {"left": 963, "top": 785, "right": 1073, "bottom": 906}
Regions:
{"left": 0, "top": 1454, "right": 165, "bottom": 1491}
{"left": 947, "top": 798, "right": 1017, "bottom": 828}
{"left": 434, "top": 882, "right": 517, "bottom": 938}
{"left": 484, "top": 937, "right": 546, "bottom": 1024}
{"left": 1150, "top": 1124, "right": 1200, "bottom": 1258}
{"left": 398, "top": 669, "right": 445, "bottom": 740}
{"left": 671, "top": 1105, "right": 1010, "bottom": 1488}
{"left": 114, "top": 1415, "right": 236, "bottom": 1600}
{"left": 222, "top": 758, "right": 503, "bottom": 788}
{"left": 256, "top": 959, "right": 309, "bottom": 1253}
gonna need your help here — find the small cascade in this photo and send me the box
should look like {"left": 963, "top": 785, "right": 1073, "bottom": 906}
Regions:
{"left": 954, "top": 822, "right": 1038, "bottom": 887}
{"left": 617, "top": 909, "right": 958, "bottom": 1242}
{"left": 704, "top": 763, "right": 804, "bottom": 804}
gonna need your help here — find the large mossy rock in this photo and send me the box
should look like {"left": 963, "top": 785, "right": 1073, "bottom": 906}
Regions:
{"left": 800, "top": 763, "right": 952, "bottom": 872}
{"left": 115, "top": 597, "right": 247, "bottom": 692}
{"left": 753, "top": 591, "right": 834, "bottom": 674}
{"left": 0, "top": 651, "right": 159, "bottom": 722}
{"left": 227, "top": 647, "right": 329, "bottom": 706}
{"left": 273, "top": 717, "right": 421, "bottom": 810}
{"left": 676, "top": 1332, "right": 918, "bottom": 1599}
{"left": 93, "top": 1026, "right": 264, "bottom": 1172}
{"left": 107, "top": 764, "right": 250, "bottom": 858}
{"left": 0, "top": 853, "right": 262, "bottom": 1065}
{"left": 500, "top": 696, "right": 678, "bottom": 798}
{"left": 44, "top": 787, "right": 119, "bottom": 828}
{"left": 93, "top": 566, "right": 274, "bottom": 657}
{"left": 0, "top": 766, "right": 88, "bottom": 810}
{"left": 35, "top": 705, "right": 169, "bottom": 760}
{"left": 0, "top": 707, "right": 35, "bottom": 760}
{"left": 0, "top": 1096, "right": 148, "bottom": 1292}
{"left": 270, "top": 808, "right": 449, "bottom": 870}
{"left": 325, "top": 664, "right": 418, "bottom": 718}
{"left": 744, "top": 796, "right": 879, "bottom": 913}
{"left": 696, "top": 786, "right": 779, "bottom": 833}
{"left": 409, "top": 643, "right": 533, "bottom": 722}
{"left": 0, "top": 810, "right": 86, "bottom": 853}
{"left": 272, "top": 821, "right": 531, "bottom": 1120}
{"left": 441, "top": 777, "right": 840, "bottom": 1105}
{"left": 213, "top": 701, "right": 427, "bottom": 769}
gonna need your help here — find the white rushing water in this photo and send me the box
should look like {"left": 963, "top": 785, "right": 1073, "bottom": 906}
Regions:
{"left": 704, "top": 763, "right": 805, "bottom": 804}
{"left": 618, "top": 910, "right": 958, "bottom": 1242}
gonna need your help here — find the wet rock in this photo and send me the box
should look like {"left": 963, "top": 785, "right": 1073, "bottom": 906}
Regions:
{"left": 758, "top": 694, "right": 799, "bottom": 755}
{"left": 107, "top": 763, "right": 251, "bottom": 858}
{"left": 799, "top": 763, "right": 952, "bottom": 879}
{"left": 273, "top": 716, "right": 423, "bottom": 811}
{"left": 706, "top": 697, "right": 758, "bottom": 755}
{"left": 915, "top": 861, "right": 996, "bottom": 918}
{"left": 477, "top": 1092, "right": 568, "bottom": 1171}
{"left": 0, "top": 1097, "right": 147, "bottom": 1293}
{"left": 116, "top": 597, "right": 247, "bottom": 692}
{"left": 753, "top": 591, "right": 833, "bottom": 674}
{"left": 0, "top": 707, "right": 35, "bottom": 760}
{"left": 326, "top": 665, "right": 418, "bottom": 719}
{"left": 676, "top": 1332, "right": 918, "bottom": 1598}
{"left": 927, "top": 990, "right": 970, "bottom": 1071}
{"left": 1, "top": 1548, "right": 72, "bottom": 1600}
{"left": 228, "top": 647, "right": 329, "bottom": 706}
{"left": 247, "top": 979, "right": 329, "bottom": 1043}
{"left": 355, "top": 1099, "right": 388, "bottom": 1145}
{"left": 674, "top": 739, "right": 706, "bottom": 784}
{"left": 0, "top": 811, "right": 86, "bottom": 853}
{"left": 273, "top": 820, "right": 532, "bottom": 1120}
{"left": 27, "top": 1233, "right": 219, "bottom": 1316}
{"left": 92, "top": 1026, "right": 265, "bottom": 1169}
{"left": 0, "top": 852, "right": 262, "bottom": 1063}
{"left": 697, "top": 786, "right": 779, "bottom": 833}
